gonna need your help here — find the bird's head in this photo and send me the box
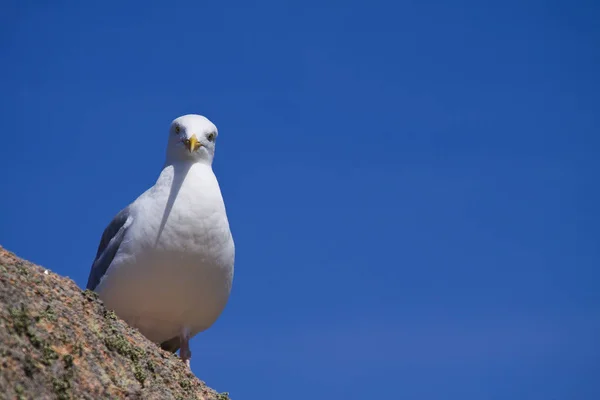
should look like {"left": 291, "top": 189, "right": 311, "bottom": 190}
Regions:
{"left": 166, "top": 114, "right": 218, "bottom": 164}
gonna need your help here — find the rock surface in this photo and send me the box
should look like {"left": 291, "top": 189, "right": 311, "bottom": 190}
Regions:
{"left": 0, "top": 246, "right": 230, "bottom": 400}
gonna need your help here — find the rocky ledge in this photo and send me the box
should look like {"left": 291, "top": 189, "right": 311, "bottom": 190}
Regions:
{"left": 0, "top": 246, "right": 229, "bottom": 400}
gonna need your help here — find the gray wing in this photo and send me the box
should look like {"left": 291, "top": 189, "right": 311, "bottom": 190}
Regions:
{"left": 86, "top": 207, "right": 131, "bottom": 290}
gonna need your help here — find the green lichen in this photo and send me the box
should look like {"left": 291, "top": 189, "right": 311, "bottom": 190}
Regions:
{"left": 40, "top": 305, "right": 57, "bottom": 321}
{"left": 15, "top": 384, "right": 25, "bottom": 400}
{"left": 146, "top": 359, "right": 156, "bottom": 373}
{"left": 82, "top": 289, "right": 99, "bottom": 302}
{"left": 134, "top": 362, "right": 147, "bottom": 386}
{"left": 41, "top": 343, "right": 58, "bottom": 366}
{"left": 8, "top": 304, "right": 29, "bottom": 336}
{"left": 104, "top": 328, "right": 148, "bottom": 386}
{"left": 52, "top": 376, "right": 71, "bottom": 400}
{"left": 16, "top": 261, "right": 29, "bottom": 276}
{"left": 217, "top": 392, "right": 231, "bottom": 400}
{"left": 28, "top": 332, "right": 42, "bottom": 349}
{"left": 104, "top": 309, "right": 118, "bottom": 320}
{"left": 104, "top": 332, "right": 144, "bottom": 361}
{"left": 88, "top": 318, "right": 103, "bottom": 336}
{"left": 73, "top": 342, "right": 83, "bottom": 357}
{"left": 9, "top": 303, "right": 60, "bottom": 367}
{"left": 52, "top": 355, "right": 75, "bottom": 398}
{"left": 179, "top": 378, "right": 192, "bottom": 390}
{"left": 63, "top": 354, "right": 74, "bottom": 369}
{"left": 9, "top": 304, "right": 45, "bottom": 350}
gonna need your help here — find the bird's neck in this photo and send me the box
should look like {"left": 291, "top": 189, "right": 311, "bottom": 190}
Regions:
{"left": 157, "top": 160, "right": 214, "bottom": 187}
{"left": 163, "top": 156, "right": 212, "bottom": 169}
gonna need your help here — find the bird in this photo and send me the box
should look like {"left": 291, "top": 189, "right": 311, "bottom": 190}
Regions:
{"left": 86, "top": 114, "right": 235, "bottom": 367}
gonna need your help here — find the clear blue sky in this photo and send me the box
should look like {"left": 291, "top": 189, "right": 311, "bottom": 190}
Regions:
{"left": 1, "top": 1, "right": 599, "bottom": 399}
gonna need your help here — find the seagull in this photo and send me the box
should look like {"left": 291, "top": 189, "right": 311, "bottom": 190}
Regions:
{"left": 86, "top": 114, "right": 235, "bottom": 367}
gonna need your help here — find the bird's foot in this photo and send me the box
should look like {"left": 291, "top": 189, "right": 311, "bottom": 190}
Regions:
{"left": 179, "top": 328, "right": 192, "bottom": 369}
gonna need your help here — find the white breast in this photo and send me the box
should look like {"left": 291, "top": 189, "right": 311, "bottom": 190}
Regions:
{"left": 96, "top": 162, "right": 235, "bottom": 343}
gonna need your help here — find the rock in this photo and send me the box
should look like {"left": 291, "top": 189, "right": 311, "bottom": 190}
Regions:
{"left": 0, "top": 246, "right": 230, "bottom": 400}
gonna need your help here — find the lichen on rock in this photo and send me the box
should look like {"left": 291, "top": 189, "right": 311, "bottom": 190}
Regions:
{"left": 0, "top": 246, "right": 228, "bottom": 399}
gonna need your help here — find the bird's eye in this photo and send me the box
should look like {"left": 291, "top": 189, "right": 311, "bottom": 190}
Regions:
{"left": 207, "top": 133, "right": 215, "bottom": 142}
{"left": 174, "top": 125, "right": 181, "bottom": 134}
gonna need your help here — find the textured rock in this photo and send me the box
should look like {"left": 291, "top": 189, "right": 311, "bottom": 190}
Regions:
{"left": 0, "top": 246, "right": 230, "bottom": 400}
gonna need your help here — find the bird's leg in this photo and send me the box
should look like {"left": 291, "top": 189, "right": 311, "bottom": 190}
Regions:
{"left": 179, "top": 328, "right": 192, "bottom": 369}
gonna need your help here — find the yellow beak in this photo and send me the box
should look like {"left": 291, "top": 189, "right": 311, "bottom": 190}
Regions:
{"left": 185, "top": 134, "right": 201, "bottom": 153}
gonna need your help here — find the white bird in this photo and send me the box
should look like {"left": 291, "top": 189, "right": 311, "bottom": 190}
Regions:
{"left": 86, "top": 114, "right": 235, "bottom": 367}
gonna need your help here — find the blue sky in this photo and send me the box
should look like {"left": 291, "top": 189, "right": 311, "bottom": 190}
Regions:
{"left": 1, "top": 1, "right": 599, "bottom": 398}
